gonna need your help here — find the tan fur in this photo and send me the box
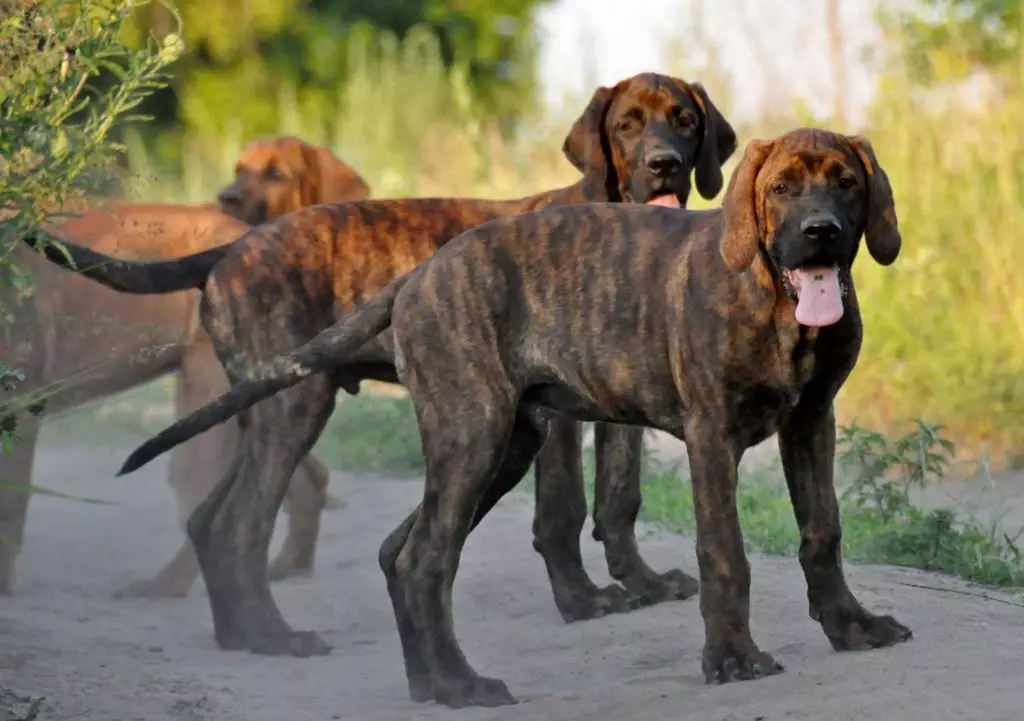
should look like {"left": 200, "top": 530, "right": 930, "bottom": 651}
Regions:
{"left": 0, "top": 137, "right": 370, "bottom": 597}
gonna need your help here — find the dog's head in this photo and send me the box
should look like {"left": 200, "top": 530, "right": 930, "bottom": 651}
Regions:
{"left": 720, "top": 128, "right": 902, "bottom": 328}
{"left": 216, "top": 136, "right": 371, "bottom": 225}
{"left": 561, "top": 72, "right": 737, "bottom": 208}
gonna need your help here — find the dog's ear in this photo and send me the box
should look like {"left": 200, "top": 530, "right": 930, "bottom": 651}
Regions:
{"left": 686, "top": 82, "right": 738, "bottom": 200}
{"left": 720, "top": 138, "right": 774, "bottom": 272}
{"left": 300, "top": 143, "right": 372, "bottom": 205}
{"left": 561, "top": 84, "right": 619, "bottom": 200}
{"left": 847, "top": 135, "right": 901, "bottom": 266}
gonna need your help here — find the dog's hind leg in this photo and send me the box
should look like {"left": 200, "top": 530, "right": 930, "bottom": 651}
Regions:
{"left": 187, "top": 373, "right": 336, "bottom": 657}
{"left": 383, "top": 392, "right": 538, "bottom": 708}
{"left": 532, "top": 417, "right": 647, "bottom": 622}
{"left": 269, "top": 453, "right": 330, "bottom": 581}
{"left": 591, "top": 422, "right": 699, "bottom": 605}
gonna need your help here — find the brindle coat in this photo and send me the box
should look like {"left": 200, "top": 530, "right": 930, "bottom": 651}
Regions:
{"left": 21, "top": 73, "right": 737, "bottom": 653}
{"left": 1, "top": 136, "right": 369, "bottom": 599}
{"left": 127, "top": 128, "right": 912, "bottom": 707}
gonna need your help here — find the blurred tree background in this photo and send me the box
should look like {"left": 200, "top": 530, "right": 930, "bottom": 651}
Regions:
{"left": 119, "top": 0, "right": 551, "bottom": 175}
{"left": 891, "top": 0, "right": 1023, "bottom": 83}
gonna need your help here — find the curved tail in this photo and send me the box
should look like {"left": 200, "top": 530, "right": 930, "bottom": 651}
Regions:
{"left": 22, "top": 230, "right": 231, "bottom": 294}
{"left": 118, "top": 277, "right": 407, "bottom": 475}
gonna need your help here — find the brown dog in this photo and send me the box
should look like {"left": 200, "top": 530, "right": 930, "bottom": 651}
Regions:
{"left": 127, "top": 127, "right": 912, "bottom": 707}
{"left": 1, "top": 136, "right": 369, "bottom": 598}
{"left": 23, "top": 73, "right": 737, "bottom": 654}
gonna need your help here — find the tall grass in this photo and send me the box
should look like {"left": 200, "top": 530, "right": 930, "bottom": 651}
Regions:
{"left": 125, "top": 25, "right": 578, "bottom": 204}
{"left": 842, "top": 66, "right": 1024, "bottom": 468}
{"left": 120, "top": 25, "right": 1024, "bottom": 470}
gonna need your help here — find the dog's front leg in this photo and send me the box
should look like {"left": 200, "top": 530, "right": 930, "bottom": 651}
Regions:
{"left": 685, "top": 416, "right": 785, "bottom": 684}
{"left": 778, "top": 402, "right": 913, "bottom": 651}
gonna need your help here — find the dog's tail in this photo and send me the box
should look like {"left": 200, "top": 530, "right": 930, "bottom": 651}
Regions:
{"left": 117, "top": 276, "right": 407, "bottom": 476}
{"left": 22, "top": 230, "right": 231, "bottom": 294}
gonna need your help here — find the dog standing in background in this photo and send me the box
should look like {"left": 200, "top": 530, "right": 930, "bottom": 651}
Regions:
{"left": 2, "top": 136, "right": 369, "bottom": 599}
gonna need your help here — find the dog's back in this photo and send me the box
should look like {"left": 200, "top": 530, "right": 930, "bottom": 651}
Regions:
{"left": 390, "top": 203, "right": 721, "bottom": 424}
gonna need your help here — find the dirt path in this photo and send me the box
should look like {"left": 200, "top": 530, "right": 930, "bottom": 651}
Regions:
{"left": 3, "top": 437, "right": 1024, "bottom": 721}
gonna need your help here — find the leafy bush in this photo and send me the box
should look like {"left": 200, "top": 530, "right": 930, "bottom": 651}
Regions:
{"left": 0, "top": 0, "right": 181, "bottom": 485}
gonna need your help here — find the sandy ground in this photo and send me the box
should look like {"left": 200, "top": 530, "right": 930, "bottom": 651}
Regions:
{"left": 3, "top": 432, "right": 1024, "bottom": 721}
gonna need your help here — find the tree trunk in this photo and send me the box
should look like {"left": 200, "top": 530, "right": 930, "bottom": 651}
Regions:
{"left": 826, "top": 0, "right": 847, "bottom": 125}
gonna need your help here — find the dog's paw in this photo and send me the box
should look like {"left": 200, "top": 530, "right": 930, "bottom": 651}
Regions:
{"left": 219, "top": 629, "right": 333, "bottom": 658}
{"left": 617, "top": 567, "right": 700, "bottom": 605}
{"left": 821, "top": 608, "right": 913, "bottom": 651}
{"left": 702, "top": 644, "right": 784, "bottom": 685}
{"left": 556, "top": 582, "right": 649, "bottom": 623}
{"left": 429, "top": 674, "right": 518, "bottom": 708}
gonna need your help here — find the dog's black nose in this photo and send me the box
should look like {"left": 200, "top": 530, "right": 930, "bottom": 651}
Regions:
{"left": 645, "top": 149, "right": 683, "bottom": 178}
{"left": 799, "top": 215, "right": 842, "bottom": 241}
{"left": 217, "top": 187, "right": 243, "bottom": 208}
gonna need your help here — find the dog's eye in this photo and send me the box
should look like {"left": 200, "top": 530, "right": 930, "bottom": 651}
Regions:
{"left": 672, "top": 109, "right": 697, "bottom": 129}
{"left": 771, "top": 181, "right": 789, "bottom": 195}
{"left": 837, "top": 175, "right": 856, "bottom": 189}
{"left": 616, "top": 118, "right": 639, "bottom": 134}
{"left": 265, "top": 166, "right": 282, "bottom": 181}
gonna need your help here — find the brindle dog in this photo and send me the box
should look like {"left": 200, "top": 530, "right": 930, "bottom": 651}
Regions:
{"left": 127, "top": 128, "right": 913, "bottom": 707}
{"left": 21, "top": 73, "right": 737, "bottom": 654}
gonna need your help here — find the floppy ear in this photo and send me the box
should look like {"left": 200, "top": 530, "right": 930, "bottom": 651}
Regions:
{"left": 561, "top": 84, "right": 620, "bottom": 201}
{"left": 720, "top": 139, "right": 774, "bottom": 272}
{"left": 312, "top": 145, "right": 371, "bottom": 202}
{"left": 686, "top": 82, "right": 738, "bottom": 200}
{"left": 295, "top": 141, "right": 322, "bottom": 209}
{"left": 847, "top": 135, "right": 901, "bottom": 266}
{"left": 299, "top": 142, "right": 371, "bottom": 206}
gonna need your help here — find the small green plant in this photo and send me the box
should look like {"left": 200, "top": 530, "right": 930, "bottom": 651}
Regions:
{"left": 837, "top": 420, "right": 1024, "bottom": 587}
{"left": 838, "top": 419, "right": 956, "bottom": 523}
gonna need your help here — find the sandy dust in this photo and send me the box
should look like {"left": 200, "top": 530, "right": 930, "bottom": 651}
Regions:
{"left": 2, "top": 432, "right": 1024, "bottom": 721}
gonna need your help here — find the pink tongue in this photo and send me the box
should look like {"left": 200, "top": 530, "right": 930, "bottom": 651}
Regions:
{"left": 646, "top": 194, "right": 680, "bottom": 208}
{"left": 790, "top": 267, "right": 844, "bottom": 327}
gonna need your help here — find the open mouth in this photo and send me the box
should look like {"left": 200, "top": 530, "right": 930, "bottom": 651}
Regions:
{"left": 645, "top": 191, "right": 681, "bottom": 208}
{"left": 780, "top": 265, "right": 845, "bottom": 328}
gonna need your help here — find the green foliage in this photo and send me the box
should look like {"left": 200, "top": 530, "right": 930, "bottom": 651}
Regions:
{"left": 837, "top": 419, "right": 956, "bottom": 524}
{"left": 313, "top": 392, "right": 426, "bottom": 476}
{"left": 121, "top": 23, "right": 576, "bottom": 203}
{"left": 843, "top": 50, "right": 1024, "bottom": 462}
{"left": 883, "top": 0, "right": 1024, "bottom": 81}
{"left": 122, "top": 0, "right": 551, "bottom": 166}
{"left": 0, "top": 1, "right": 179, "bottom": 233}
{"left": 837, "top": 420, "right": 1023, "bottom": 587}
{"left": 0, "top": 0, "right": 179, "bottom": 488}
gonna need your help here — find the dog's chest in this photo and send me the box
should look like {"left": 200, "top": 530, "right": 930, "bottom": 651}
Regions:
{"left": 730, "top": 331, "right": 818, "bottom": 446}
